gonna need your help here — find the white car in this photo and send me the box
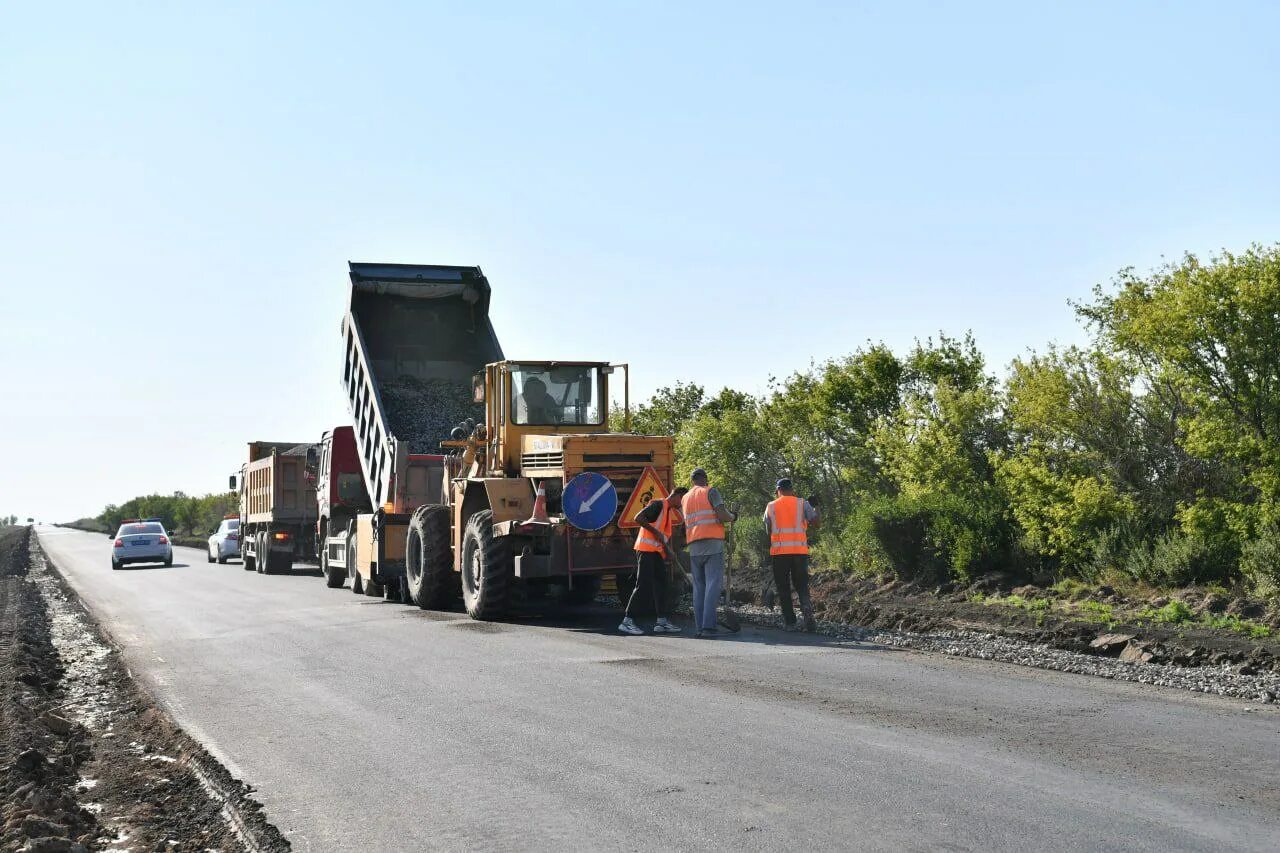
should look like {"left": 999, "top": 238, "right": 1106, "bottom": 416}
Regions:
{"left": 112, "top": 520, "right": 174, "bottom": 570}
{"left": 207, "top": 518, "right": 241, "bottom": 564}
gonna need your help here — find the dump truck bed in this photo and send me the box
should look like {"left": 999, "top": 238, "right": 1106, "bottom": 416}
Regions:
{"left": 242, "top": 443, "right": 318, "bottom": 525}
{"left": 342, "top": 262, "right": 504, "bottom": 510}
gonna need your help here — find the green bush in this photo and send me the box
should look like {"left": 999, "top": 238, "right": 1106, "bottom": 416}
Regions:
{"left": 1240, "top": 528, "right": 1280, "bottom": 596}
{"left": 855, "top": 492, "right": 1007, "bottom": 584}
{"left": 1124, "top": 532, "right": 1237, "bottom": 587}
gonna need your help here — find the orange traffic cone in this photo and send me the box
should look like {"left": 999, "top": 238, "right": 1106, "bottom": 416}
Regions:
{"left": 526, "top": 483, "right": 551, "bottom": 524}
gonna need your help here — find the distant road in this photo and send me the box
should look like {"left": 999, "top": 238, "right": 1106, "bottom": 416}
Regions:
{"left": 38, "top": 527, "right": 1280, "bottom": 852}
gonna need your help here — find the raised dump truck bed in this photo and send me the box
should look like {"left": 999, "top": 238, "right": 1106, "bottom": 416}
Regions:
{"left": 342, "top": 263, "right": 503, "bottom": 512}
{"left": 332, "top": 262, "right": 504, "bottom": 595}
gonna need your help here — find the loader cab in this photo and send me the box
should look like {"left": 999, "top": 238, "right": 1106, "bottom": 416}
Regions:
{"left": 481, "top": 360, "right": 610, "bottom": 474}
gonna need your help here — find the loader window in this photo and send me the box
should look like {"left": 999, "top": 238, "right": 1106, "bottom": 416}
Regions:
{"left": 512, "top": 365, "right": 602, "bottom": 425}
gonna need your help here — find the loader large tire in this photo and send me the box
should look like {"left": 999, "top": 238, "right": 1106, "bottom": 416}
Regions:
{"left": 460, "top": 510, "right": 511, "bottom": 620}
{"left": 406, "top": 505, "right": 457, "bottom": 609}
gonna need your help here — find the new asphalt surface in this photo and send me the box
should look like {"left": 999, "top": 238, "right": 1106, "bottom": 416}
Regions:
{"left": 37, "top": 527, "right": 1280, "bottom": 851}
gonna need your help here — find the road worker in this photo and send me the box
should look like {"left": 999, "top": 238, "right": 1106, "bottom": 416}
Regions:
{"left": 619, "top": 486, "right": 688, "bottom": 635}
{"left": 681, "top": 468, "right": 738, "bottom": 638}
{"left": 763, "top": 478, "right": 819, "bottom": 632}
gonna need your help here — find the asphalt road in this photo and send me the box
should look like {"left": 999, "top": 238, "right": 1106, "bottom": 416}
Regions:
{"left": 37, "top": 527, "right": 1280, "bottom": 852}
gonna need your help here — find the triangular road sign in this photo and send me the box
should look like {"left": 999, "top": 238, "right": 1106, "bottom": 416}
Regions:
{"left": 618, "top": 466, "right": 670, "bottom": 529}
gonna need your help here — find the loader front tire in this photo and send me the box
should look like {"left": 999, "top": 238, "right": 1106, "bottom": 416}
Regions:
{"left": 406, "top": 505, "right": 457, "bottom": 609}
{"left": 461, "top": 509, "right": 510, "bottom": 620}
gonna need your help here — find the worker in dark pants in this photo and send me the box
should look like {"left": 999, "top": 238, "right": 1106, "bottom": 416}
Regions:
{"left": 619, "top": 487, "right": 688, "bottom": 635}
{"left": 763, "top": 478, "right": 819, "bottom": 632}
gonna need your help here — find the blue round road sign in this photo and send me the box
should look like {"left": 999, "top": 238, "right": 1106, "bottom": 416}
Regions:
{"left": 563, "top": 472, "right": 618, "bottom": 531}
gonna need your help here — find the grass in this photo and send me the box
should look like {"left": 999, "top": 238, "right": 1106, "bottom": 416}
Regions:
{"left": 1202, "top": 614, "right": 1273, "bottom": 639}
{"left": 1139, "top": 600, "right": 1195, "bottom": 624}
{"left": 1075, "top": 600, "right": 1116, "bottom": 625}
{"left": 966, "top": 580, "right": 1273, "bottom": 639}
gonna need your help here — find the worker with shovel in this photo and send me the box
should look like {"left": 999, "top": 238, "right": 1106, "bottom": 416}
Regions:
{"left": 764, "top": 478, "right": 820, "bottom": 632}
{"left": 619, "top": 486, "right": 688, "bottom": 636}
{"left": 681, "top": 468, "right": 738, "bottom": 638}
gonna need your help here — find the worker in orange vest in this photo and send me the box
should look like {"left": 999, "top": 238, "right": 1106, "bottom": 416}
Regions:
{"left": 619, "top": 486, "right": 688, "bottom": 636}
{"left": 681, "top": 468, "right": 738, "bottom": 638}
{"left": 763, "top": 478, "right": 820, "bottom": 632}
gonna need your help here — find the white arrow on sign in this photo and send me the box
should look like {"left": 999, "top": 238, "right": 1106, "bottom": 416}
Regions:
{"left": 578, "top": 479, "right": 615, "bottom": 513}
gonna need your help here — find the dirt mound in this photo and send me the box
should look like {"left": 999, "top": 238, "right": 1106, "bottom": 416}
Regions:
{"left": 0, "top": 526, "right": 98, "bottom": 851}
{"left": 0, "top": 528, "right": 290, "bottom": 851}
{"left": 731, "top": 558, "right": 1280, "bottom": 675}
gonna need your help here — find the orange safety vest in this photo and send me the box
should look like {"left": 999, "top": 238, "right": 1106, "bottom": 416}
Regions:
{"left": 634, "top": 502, "right": 676, "bottom": 555}
{"left": 681, "top": 486, "right": 725, "bottom": 543}
{"left": 766, "top": 495, "right": 809, "bottom": 555}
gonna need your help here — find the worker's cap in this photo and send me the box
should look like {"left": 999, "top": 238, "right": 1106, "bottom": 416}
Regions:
{"left": 690, "top": 468, "right": 708, "bottom": 482}
{"left": 775, "top": 477, "right": 793, "bottom": 491}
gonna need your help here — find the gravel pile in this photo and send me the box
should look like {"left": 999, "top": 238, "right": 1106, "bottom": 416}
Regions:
{"left": 725, "top": 602, "right": 1280, "bottom": 704}
{"left": 380, "top": 377, "right": 482, "bottom": 453}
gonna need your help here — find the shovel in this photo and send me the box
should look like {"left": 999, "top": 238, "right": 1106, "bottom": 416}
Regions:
{"left": 717, "top": 521, "right": 741, "bottom": 632}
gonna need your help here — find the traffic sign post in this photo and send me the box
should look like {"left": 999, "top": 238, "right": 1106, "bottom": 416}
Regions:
{"left": 562, "top": 472, "right": 618, "bottom": 531}
{"left": 618, "top": 466, "right": 669, "bottom": 529}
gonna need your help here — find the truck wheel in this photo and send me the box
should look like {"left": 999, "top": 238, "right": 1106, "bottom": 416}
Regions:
{"left": 258, "top": 533, "right": 273, "bottom": 574}
{"left": 243, "top": 543, "right": 255, "bottom": 571}
{"left": 461, "top": 509, "right": 511, "bottom": 620}
{"left": 406, "top": 505, "right": 457, "bottom": 609}
{"left": 321, "top": 535, "right": 344, "bottom": 589}
{"left": 562, "top": 574, "right": 602, "bottom": 606}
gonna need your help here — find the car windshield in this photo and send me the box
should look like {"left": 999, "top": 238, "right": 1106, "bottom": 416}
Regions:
{"left": 511, "top": 365, "right": 602, "bottom": 425}
{"left": 119, "top": 523, "right": 163, "bottom": 535}
{"left": 225, "top": 520, "right": 239, "bottom": 531}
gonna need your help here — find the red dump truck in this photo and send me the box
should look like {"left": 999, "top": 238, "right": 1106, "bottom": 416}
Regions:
{"left": 312, "top": 426, "right": 373, "bottom": 587}
{"left": 232, "top": 441, "right": 318, "bottom": 574}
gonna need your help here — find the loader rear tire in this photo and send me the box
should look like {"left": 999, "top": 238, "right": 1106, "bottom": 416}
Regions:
{"left": 406, "top": 505, "right": 457, "bottom": 609}
{"left": 364, "top": 575, "right": 384, "bottom": 598}
{"left": 461, "top": 510, "right": 511, "bottom": 620}
{"left": 350, "top": 565, "right": 364, "bottom": 595}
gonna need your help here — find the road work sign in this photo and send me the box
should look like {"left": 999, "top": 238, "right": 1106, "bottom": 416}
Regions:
{"left": 618, "top": 466, "right": 668, "bottom": 529}
{"left": 563, "top": 471, "right": 618, "bottom": 531}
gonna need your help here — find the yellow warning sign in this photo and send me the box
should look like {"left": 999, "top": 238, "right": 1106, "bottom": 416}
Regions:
{"left": 618, "top": 466, "right": 670, "bottom": 529}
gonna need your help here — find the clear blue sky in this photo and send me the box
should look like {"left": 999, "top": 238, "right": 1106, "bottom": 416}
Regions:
{"left": 3, "top": 1, "right": 1277, "bottom": 523}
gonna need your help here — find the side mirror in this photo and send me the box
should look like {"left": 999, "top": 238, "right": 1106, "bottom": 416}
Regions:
{"left": 228, "top": 475, "right": 237, "bottom": 491}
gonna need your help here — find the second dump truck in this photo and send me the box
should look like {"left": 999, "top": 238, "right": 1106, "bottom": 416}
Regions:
{"left": 325, "top": 262, "right": 674, "bottom": 619}
{"left": 233, "top": 441, "right": 318, "bottom": 573}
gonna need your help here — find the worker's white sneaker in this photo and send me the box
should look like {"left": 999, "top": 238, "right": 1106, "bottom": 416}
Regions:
{"left": 618, "top": 617, "right": 644, "bottom": 636}
{"left": 652, "top": 619, "right": 681, "bottom": 634}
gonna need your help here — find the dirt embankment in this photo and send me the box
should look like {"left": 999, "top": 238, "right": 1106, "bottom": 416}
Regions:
{"left": 732, "top": 562, "right": 1280, "bottom": 676}
{"left": 0, "top": 526, "right": 289, "bottom": 851}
